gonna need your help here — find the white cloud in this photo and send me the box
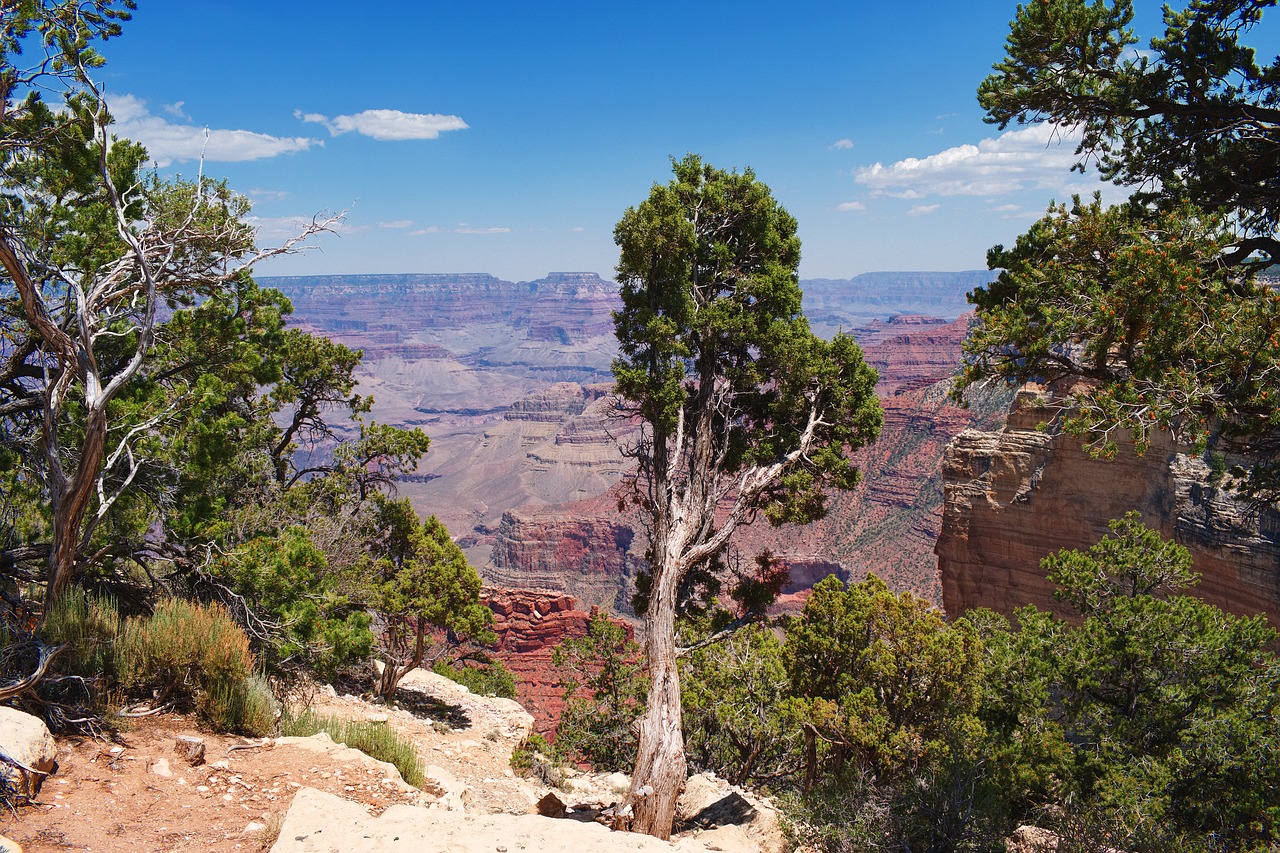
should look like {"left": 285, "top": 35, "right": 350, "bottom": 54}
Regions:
{"left": 570, "top": 226, "right": 586, "bottom": 232}
{"left": 409, "top": 224, "right": 509, "bottom": 236}
{"left": 247, "top": 188, "right": 290, "bottom": 202}
{"left": 836, "top": 201, "right": 866, "bottom": 212}
{"left": 162, "top": 100, "right": 187, "bottom": 119}
{"left": 990, "top": 203, "right": 1021, "bottom": 212}
{"left": 109, "top": 94, "right": 319, "bottom": 167}
{"left": 854, "top": 123, "right": 1089, "bottom": 198}
{"left": 297, "top": 108, "right": 468, "bottom": 141}
{"left": 832, "top": 138, "right": 854, "bottom": 150}
{"left": 908, "top": 204, "right": 940, "bottom": 216}
{"left": 378, "top": 219, "right": 414, "bottom": 229}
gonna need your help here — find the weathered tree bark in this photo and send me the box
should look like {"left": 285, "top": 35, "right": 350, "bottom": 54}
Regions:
{"left": 625, "top": 545, "right": 687, "bottom": 838}
{"left": 45, "top": 407, "right": 107, "bottom": 605}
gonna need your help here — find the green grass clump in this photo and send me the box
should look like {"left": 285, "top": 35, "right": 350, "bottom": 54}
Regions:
{"left": 41, "top": 591, "right": 121, "bottom": 679}
{"left": 202, "top": 673, "right": 278, "bottom": 736}
{"left": 281, "top": 710, "right": 424, "bottom": 787}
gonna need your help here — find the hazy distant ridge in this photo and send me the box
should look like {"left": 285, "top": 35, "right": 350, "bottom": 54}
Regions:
{"left": 259, "top": 270, "right": 994, "bottom": 327}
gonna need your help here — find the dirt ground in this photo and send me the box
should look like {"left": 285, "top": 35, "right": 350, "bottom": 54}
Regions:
{"left": 0, "top": 671, "right": 543, "bottom": 852}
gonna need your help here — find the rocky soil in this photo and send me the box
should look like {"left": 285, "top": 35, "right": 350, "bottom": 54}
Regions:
{"left": 1, "top": 669, "right": 780, "bottom": 853}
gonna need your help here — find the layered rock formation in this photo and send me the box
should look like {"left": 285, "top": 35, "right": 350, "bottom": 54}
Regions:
{"left": 487, "top": 314, "right": 1006, "bottom": 609}
{"left": 485, "top": 588, "right": 633, "bottom": 735}
{"left": 263, "top": 271, "right": 999, "bottom": 608}
{"left": 936, "top": 386, "right": 1280, "bottom": 624}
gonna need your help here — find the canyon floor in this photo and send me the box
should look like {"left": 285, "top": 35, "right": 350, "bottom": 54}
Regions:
{"left": 0, "top": 670, "right": 779, "bottom": 853}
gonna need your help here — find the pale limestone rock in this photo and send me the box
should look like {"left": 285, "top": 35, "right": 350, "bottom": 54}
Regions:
{"left": 269, "top": 787, "right": 760, "bottom": 853}
{"left": 0, "top": 706, "right": 57, "bottom": 796}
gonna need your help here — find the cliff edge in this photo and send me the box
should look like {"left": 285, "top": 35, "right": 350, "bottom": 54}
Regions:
{"left": 936, "top": 385, "right": 1280, "bottom": 624}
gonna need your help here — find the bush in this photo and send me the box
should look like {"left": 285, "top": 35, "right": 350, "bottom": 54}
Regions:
{"left": 116, "top": 598, "right": 254, "bottom": 694}
{"left": 510, "top": 732, "right": 565, "bottom": 788}
{"left": 280, "top": 710, "right": 423, "bottom": 787}
{"left": 432, "top": 659, "right": 517, "bottom": 699}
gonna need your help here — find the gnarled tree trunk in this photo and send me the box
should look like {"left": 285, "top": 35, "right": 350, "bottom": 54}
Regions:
{"left": 623, "top": 545, "right": 687, "bottom": 838}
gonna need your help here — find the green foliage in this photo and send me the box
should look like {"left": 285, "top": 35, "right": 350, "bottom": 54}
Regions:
{"left": 681, "top": 621, "right": 796, "bottom": 787}
{"left": 784, "top": 575, "right": 984, "bottom": 782}
{"left": 201, "top": 673, "right": 277, "bottom": 737}
{"left": 959, "top": 197, "right": 1280, "bottom": 460}
{"left": 969, "top": 1, "right": 1280, "bottom": 497}
{"left": 613, "top": 155, "right": 882, "bottom": 528}
{"left": 42, "top": 596, "right": 278, "bottom": 735}
{"left": 983, "top": 515, "right": 1280, "bottom": 849}
{"left": 365, "top": 503, "right": 493, "bottom": 700}
{"left": 510, "top": 732, "right": 566, "bottom": 787}
{"left": 432, "top": 658, "right": 516, "bottom": 699}
{"left": 40, "top": 590, "right": 120, "bottom": 680}
{"left": 979, "top": 0, "right": 1280, "bottom": 261}
{"left": 220, "top": 528, "right": 373, "bottom": 678}
{"left": 115, "top": 599, "right": 254, "bottom": 691}
{"left": 280, "top": 710, "right": 424, "bottom": 787}
{"left": 552, "top": 611, "right": 646, "bottom": 771}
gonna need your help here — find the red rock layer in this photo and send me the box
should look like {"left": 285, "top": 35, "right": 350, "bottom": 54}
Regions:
{"left": 484, "top": 587, "right": 632, "bottom": 736}
{"left": 936, "top": 387, "right": 1280, "bottom": 625}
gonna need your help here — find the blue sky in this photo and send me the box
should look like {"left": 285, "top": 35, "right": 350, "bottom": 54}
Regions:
{"left": 90, "top": 1, "right": 1178, "bottom": 281}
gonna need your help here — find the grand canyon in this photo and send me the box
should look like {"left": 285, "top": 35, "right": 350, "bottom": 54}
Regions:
{"left": 262, "top": 268, "right": 1280, "bottom": 731}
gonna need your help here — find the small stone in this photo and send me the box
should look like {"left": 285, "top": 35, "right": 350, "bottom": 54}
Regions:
{"left": 150, "top": 758, "right": 173, "bottom": 778}
{"left": 243, "top": 822, "right": 266, "bottom": 834}
{"left": 536, "top": 792, "right": 566, "bottom": 818}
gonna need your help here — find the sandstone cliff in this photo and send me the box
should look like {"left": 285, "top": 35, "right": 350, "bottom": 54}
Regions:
{"left": 936, "top": 386, "right": 1280, "bottom": 624}
{"left": 485, "top": 588, "right": 634, "bottom": 735}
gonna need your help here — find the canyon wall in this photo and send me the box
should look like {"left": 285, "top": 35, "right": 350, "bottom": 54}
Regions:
{"left": 936, "top": 386, "right": 1280, "bottom": 624}
{"left": 485, "top": 587, "right": 633, "bottom": 735}
{"left": 261, "top": 270, "right": 1000, "bottom": 610}
{"left": 486, "top": 314, "right": 1009, "bottom": 610}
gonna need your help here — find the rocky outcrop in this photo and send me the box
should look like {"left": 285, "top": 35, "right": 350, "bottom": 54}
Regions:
{"left": 485, "top": 588, "right": 633, "bottom": 735}
{"left": 936, "top": 386, "right": 1280, "bottom": 624}
{"left": 270, "top": 785, "right": 764, "bottom": 853}
{"left": 487, "top": 513, "right": 638, "bottom": 611}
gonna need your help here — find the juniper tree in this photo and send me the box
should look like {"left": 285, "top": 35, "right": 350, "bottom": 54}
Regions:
{"left": 610, "top": 155, "right": 882, "bottom": 838}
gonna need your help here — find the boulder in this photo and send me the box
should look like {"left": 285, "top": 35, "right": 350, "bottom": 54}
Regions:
{"left": 0, "top": 707, "right": 57, "bottom": 797}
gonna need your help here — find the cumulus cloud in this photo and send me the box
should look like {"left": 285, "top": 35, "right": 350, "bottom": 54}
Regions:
{"left": 832, "top": 138, "right": 854, "bottom": 150}
{"left": 836, "top": 201, "right": 866, "bottom": 212}
{"left": 109, "top": 94, "right": 319, "bottom": 167}
{"left": 908, "top": 204, "right": 940, "bottom": 216}
{"left": 297, "top": 108, "right": 468, "bottom": 141}
{"left": 854, "top": 123, "right": 1088, "bottom": 198}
